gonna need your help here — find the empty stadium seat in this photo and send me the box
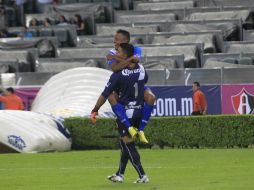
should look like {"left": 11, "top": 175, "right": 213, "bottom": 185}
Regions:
{"left": 221, "top": 58, "right": 237, "bottom": 64}
{"left": 61, "top": 0, "right": 78, "bottom": 3}
{"left": 53, "top": 28, "right": 68, "bottom": 46}
{"left": 78, "top": 0, "right": 91, "bottom": 3}
{"left": 237, "top": 57, "right": 253, "bottom": 65}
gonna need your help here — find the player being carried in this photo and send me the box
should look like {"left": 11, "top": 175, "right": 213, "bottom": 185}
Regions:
{"left": 102, "top": 29, "right": 155, "bottom": 143}
{"left": 91, "top": 43, "right": 149, "bottom": 183}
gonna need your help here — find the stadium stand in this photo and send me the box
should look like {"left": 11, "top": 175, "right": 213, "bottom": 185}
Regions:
{"left": 1, "top": 0, "right": 254, "bottom": 88}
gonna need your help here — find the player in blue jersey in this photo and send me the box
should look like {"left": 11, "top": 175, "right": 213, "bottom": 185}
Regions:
{"left": 91, "top": 43, "right": 149, "bottom": 183}
{"left": 105, "top": 29, "right": 155, "bottom": 143}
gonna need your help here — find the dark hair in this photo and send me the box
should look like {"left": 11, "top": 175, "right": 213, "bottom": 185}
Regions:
{"left": 6, "top": 87, "right": 14, "bottom": 94}
{"left": 193, "top": 82, "right": 200, "bottom": 87}
{"left": 119, "top": 43, "right": 134, "bottom": 58}
{"left": 116, "top": 29, "right": 130, "bottom": 42}
{"left": 44, "top": 18, "right": 51, "bottom": 24}
{"left": 30, "top": 18, "right": 39, "bottom": 26}
{"left": 75, "top": 14, "right": 82, "bottom": 22}
{"left": 59, "top": 15, "right": 67, "bottom": 22}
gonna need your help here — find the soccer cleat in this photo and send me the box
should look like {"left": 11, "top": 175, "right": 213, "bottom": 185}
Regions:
{"left": 107, "top": 174, "right": 124, "bottom": 183}
{"left": 134, "top": 175, "right": 149, "bottom": 183}
{"left": 138, "top": 131, "right": 149, "bottom": 144}
{"left": 128, "top": 126, "right": 137, "bottom": 138}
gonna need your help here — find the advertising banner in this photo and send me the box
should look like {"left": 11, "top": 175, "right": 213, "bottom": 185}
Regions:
{"left": 15, "top": 88, "right": 40, "bottom": 111}
{"left": 221, "top": 84, "right": 254, "bottom": 114}
{"left": 149, "top": 85, "right": 221, "bottom": 116}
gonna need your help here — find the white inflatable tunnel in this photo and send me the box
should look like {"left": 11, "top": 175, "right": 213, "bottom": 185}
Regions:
{"left": 0, "top": 110, "right": 71, "bottom": 153}
{"left": 31, "top": 67, "right": 114, "bottom": 118}
{"left": 0, "top": 67, "right": 113, "bottom": 153}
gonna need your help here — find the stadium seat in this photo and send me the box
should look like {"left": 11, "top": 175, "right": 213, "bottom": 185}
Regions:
{"left": 39, "top": 28, "right": 53, "bottom": 37}
{"left": 5, "top": 7, "right": 16, "bottom": 27}
{"left": 78, "top": 0, "right": 91, "bottom": 3}
{"left": 61, "top": 0, "right": 78, "bottom": 3}
{"left": 221, "top": 58, "right": 237, "bottom": 64}
{"left": 237, "top": 57, "right": 253, "bottom": 65}
{"left": 28, "top": 28, "right": 38, "bottom": 37}
{"left": 53, "top": 28, "right": 68, "bottom": 46}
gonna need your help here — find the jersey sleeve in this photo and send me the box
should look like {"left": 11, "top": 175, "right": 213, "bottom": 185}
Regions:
{"left": 134, "top": 46, "right": 142, "bottom": 59}
{"left": 101, "top": 73, "right": 119, "bottom": 99}
{"left": 144, "top": 70, "right": 148, "bottom": 83}
{"left": 107, "top": 49, "right": 116, "bottom": 65}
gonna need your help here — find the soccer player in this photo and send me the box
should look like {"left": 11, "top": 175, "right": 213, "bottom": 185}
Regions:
{"left": 106, "top": 29, "right": 155, "bottom": 143}
{"left": 91, "top": 43, "right": 149, "bottom": 183}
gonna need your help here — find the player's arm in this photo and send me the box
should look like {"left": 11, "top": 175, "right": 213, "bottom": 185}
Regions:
{"left": 91, "top": 73, "right": 118, "bottom": 123}
{"left": 107, "top": 54, "right": 134, "bottom": 72}
{"left": 132, "top": 46, "right": 142, "bottom": 64}
{"left": 91, "top": 95, "right": 107, "bottom": 113}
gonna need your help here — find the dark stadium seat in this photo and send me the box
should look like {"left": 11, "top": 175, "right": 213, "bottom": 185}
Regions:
{"left": 237, "top": 57, "right": 253, "bottom": 65}
{"left": 78, "top": 0, "right": 91, "bottom": 3}
{"left": 5, "top": 7, "right": 16, "bottom": 27}
{"left": 53, "top": 27, "right": 68, "bottom": 46}
{"left": 39, "top": 28, "right": 53, "bottom": 37}
{"left": 61, "top": 0, "right": 78, "bottom": 3}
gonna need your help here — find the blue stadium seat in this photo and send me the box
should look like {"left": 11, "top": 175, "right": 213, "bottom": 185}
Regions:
{"left": 28, "top": 28, "right": 38, "bottom": 37}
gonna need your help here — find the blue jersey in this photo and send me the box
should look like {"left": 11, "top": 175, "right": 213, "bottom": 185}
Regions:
{"left": 102, "top": 64, "right": 147, "bottom": 118}
{"left": 107, "top": 46, "right": 142, "bottom": 65}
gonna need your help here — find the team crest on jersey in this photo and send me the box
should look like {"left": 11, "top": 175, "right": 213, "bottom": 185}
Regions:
{"left": 231, "top": 88, "right": 254, "bottom": 114}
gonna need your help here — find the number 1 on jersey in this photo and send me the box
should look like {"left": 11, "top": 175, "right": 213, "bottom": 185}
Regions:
{"left": 134, "top": 82, "right": 138, "bottom": 98}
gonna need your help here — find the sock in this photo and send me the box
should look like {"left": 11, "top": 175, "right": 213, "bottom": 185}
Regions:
{"left": 139, "top": 104, "right": 154, "bottom": 131}
{"left": 124, "top": 141, "right": 145, "bottom": 178}
{"left": 116, "top": 140, "right": 129, "bottom": 176}
{"left": 112, "top": 103, "right": 131, "bottom": 129}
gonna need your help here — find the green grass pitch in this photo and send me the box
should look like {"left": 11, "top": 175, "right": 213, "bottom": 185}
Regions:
{"left": 0, "top": 149, "right": 253, "bottom": 190}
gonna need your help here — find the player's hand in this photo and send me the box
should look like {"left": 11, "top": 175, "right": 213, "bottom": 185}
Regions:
{"left": 91, "top": 111, "right": 98, "bottom": 125}
{"left": 106, "top": 54, "right": 114, "bottom": 60}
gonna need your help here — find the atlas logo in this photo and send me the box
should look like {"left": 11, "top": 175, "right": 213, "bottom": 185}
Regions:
{"left": 7, "top": 135, "right": 26, "bottom": 150}
{"left": 231, "top": 88, "right": 254, "bottom": 114}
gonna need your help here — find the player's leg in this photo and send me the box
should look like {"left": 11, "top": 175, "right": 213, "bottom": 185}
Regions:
{"left": 108, "top": 139, "right": 127, "bottom": 183}
{"left": 122, "top": 136, "right": 149, "bottom": 183}
{"left": 108, "top": 93, "right": 137, "bottom": 137}
{"left": 140, "top": 87, "right": 155, "bottom": 131}
{"left": 138, "top": 87, "right": 156, "bottom": 143}
{"left": 123, "top": 118, "right": 149, "bottom": 183}
{"left": 108, "top": 120, "right": 132, "bottom": 183}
